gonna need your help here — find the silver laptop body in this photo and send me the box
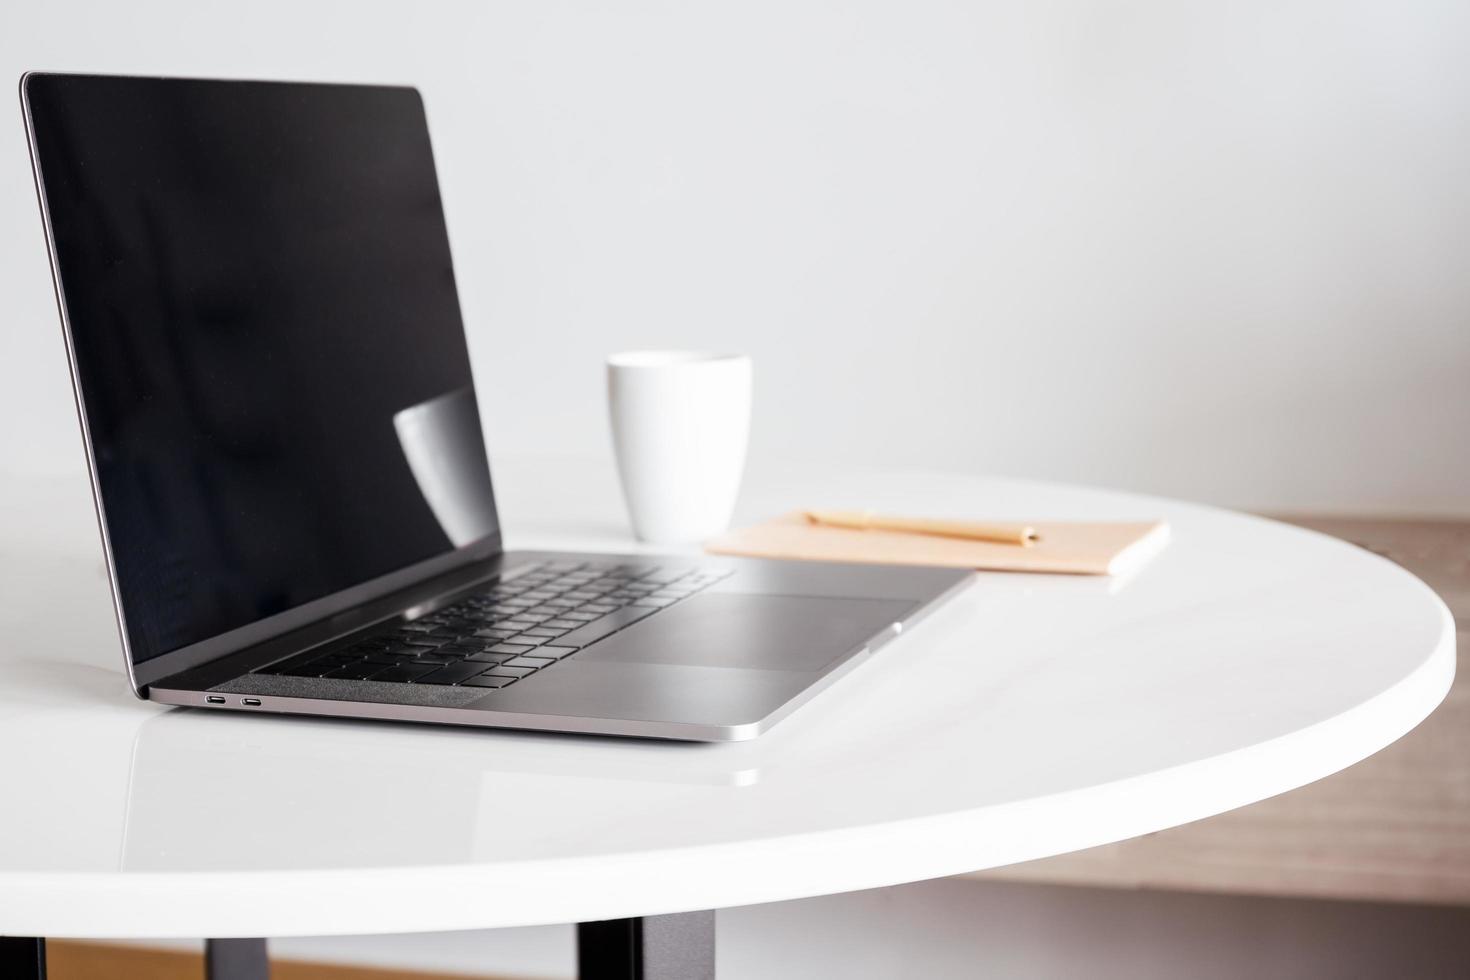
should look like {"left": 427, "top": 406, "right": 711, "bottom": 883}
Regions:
{"left": 22, "top": 71, "right": 970, "bottom": 742}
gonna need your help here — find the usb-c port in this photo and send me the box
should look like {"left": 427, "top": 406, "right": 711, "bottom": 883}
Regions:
{"left": 206, "top": 696, "right": 226, "bottom": 704}
{"left": 242, "top": 698, "right": 262, "bottom": 707}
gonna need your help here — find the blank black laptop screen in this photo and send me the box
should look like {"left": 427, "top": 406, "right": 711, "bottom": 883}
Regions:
{"left": 25, "top": 75, "right": 500, "bottom": 666}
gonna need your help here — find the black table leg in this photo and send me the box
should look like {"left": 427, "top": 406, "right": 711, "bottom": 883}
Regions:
{"left": 577, "top": 911, "right": 715, "bottom": 980}
{"left": 206, "top": 937, "right": 270, "bottom": 980}
{"left": 8, "top": 918, "right": 710, "bottom": 980}
{"left": 0, "top": 937, "right": 46, "bottom": 979}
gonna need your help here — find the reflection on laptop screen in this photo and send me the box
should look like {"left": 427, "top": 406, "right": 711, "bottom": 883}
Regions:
{"left": 26, "top": 75, "right": 498, "bottom": 665}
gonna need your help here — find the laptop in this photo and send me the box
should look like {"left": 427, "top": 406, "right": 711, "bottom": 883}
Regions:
{"left": 20, "top": 72, "right": 970, "bottom": 741}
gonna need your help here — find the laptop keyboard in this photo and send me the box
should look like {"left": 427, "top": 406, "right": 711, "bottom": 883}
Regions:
{"left": 256, "top": 561, "right": 730, "bottom": 690}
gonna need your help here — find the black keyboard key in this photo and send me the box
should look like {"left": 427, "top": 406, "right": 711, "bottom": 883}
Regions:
{"left": 473, "top": 628, "right": 518, "bottom": 641}
{"left": 491, "top": 664, "right": 538, "bottom": 677}
{"left": 521, "top": 627, "right": 566, "bottom": 637}
{"left": 543, "top": 619, "right": 582, "bottom": 629}
{"left": 461, "top": 673, "right": 519, "bottom": 688}
{"left": 465, "top": 651, "right": 516, "bottom": 664}
{"left": 502, "top": 655, "right": 556, "bottom": 669}
{"left": 362, "top": 651, "right": 414, "bottom": 665}
{"left": 307, "top": 655, "right": 359, "bottom": 671}
{"left": 280, "top": 663, "right": 331, "bottom": 677}
{"left": 418, "top": 662, "right": 491, "bottom": 685}
{"left": 324, "top": 662, "right": 384, "bottom": 680}
{"left": 411, "top": 652, "right": 457, "bottom": 665}
{"left": 486, "top": 642, "right": 536, "bottom": 655}
{"left": 562, "top": 610, "right": 602, "bottom": 622}
{"left": 532, "top": 646, "right": 575, "bottom": 660}
{"left": 371, "top": 662, "right": 439, "bottom": 683}
{"left": 539, "top": 605, "right": 656, "bottom": 650}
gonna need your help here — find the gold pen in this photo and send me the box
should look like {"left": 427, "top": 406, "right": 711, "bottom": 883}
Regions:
{"left": 804, "top": 509, "right": 1039, "bottom": 547}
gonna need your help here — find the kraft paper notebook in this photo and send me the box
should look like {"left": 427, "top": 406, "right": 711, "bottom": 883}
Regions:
{"left": 706, "top": 513, "right": 1170, "bottom": 576}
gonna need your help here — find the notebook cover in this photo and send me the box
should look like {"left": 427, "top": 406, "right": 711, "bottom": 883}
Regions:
{"left": 706, "top": 512, "right": 1170, "bottom": 576}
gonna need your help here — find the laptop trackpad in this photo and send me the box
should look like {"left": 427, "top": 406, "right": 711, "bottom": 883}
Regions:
{"left": 578, "top": 593, "right": 915, "bottom": 672}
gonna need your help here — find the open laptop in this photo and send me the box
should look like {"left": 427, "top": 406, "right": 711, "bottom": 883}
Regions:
{"left": 21, "top": 72, "right": 970, "bottom": 741}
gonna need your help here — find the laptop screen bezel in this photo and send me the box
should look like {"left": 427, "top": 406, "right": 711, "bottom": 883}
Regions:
{"left": 19, "top": 71, "right": 505, "bottom": 694}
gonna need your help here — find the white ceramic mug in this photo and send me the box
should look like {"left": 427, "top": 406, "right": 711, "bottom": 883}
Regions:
{"left": 607, "top": 350, "right": 752, "bottom": 545}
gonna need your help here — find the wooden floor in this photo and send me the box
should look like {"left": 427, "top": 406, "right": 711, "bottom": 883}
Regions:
{"left": 976, "top": 517, "right": 1470, "bottom": 907}
{"left": 46, "top": 939, "right": 501, "bottom": 980}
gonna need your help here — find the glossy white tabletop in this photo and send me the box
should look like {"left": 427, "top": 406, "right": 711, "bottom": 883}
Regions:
{"left": 0, "top": 458, "right": 1454, "bottom": 939}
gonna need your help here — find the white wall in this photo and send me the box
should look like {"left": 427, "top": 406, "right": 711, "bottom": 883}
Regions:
{"left": 2, "top": 1, "right": 1468, "bottom": 513}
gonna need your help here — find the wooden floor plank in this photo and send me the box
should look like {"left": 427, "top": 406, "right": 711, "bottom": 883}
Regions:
{"left": 47, "top": 938, "right": 515, "bottom": 980}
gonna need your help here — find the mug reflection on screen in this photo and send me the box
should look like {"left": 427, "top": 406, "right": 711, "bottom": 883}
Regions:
{"left": 393, "top": 387, "right": 497, "bottom": 547}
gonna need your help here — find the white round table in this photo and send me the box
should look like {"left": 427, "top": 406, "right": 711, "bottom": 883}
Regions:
{"left": 0, "top": 458, "right": 1454, "bottom": 978}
